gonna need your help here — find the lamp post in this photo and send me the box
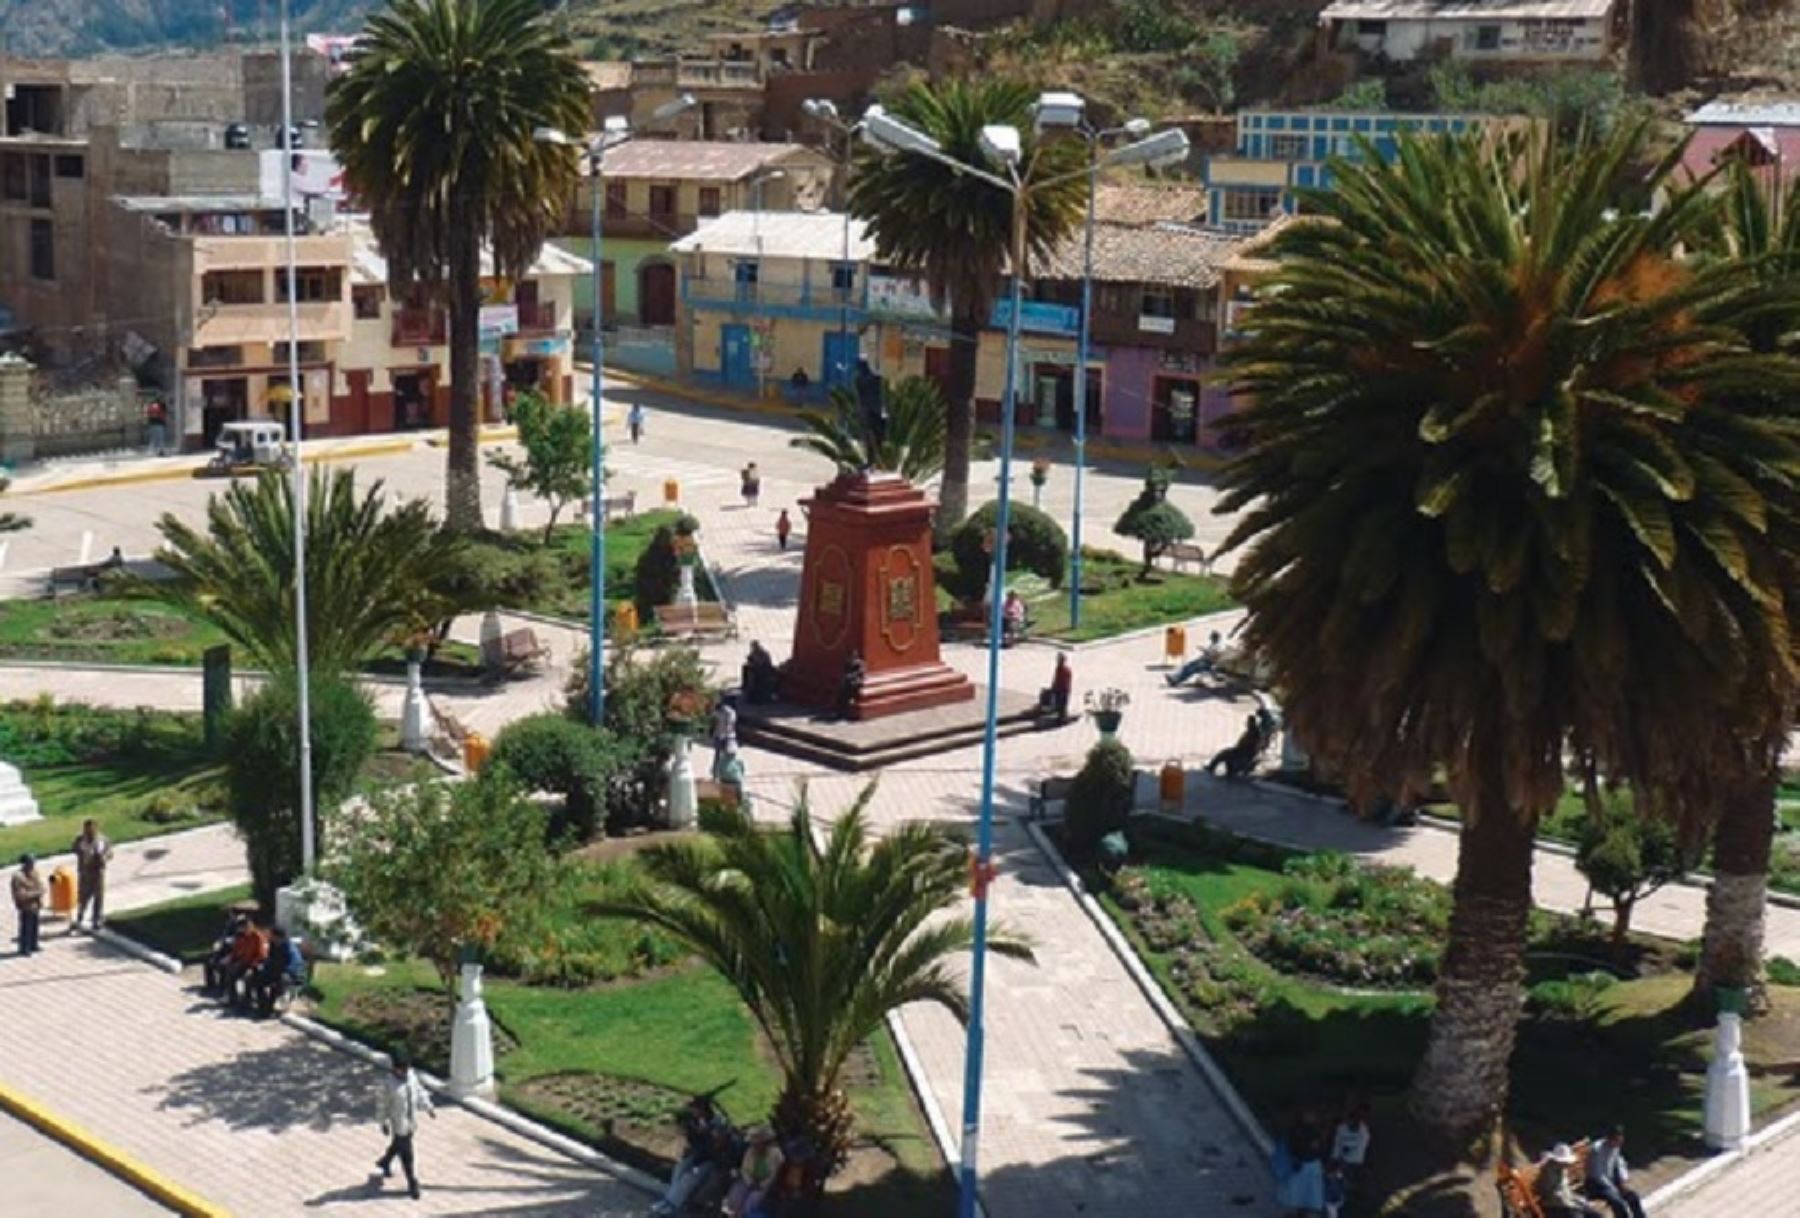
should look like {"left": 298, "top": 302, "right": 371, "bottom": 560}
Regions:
{"left": 277, "top": 0, "right": 315, "bottom": 872}
{"left": 803, "top": 97, "right": 864, "bottom": 389}
{"left": 536, "top": 95, "right": 694, "bottom": 727}
{"left": 861, "top": 101, "right": 1186, "bottom": 1218}
{"left": 1032, "top": 95, "right": 1186, "bottom": 629}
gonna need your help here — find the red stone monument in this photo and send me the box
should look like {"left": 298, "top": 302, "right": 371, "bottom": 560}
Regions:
{"left": 784, "top": 471, "right": 974, "bottom": 720}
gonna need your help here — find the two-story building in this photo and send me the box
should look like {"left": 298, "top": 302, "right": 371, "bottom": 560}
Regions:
{"left": 1202, "top": 108, "right": 1499, "bottom": 233}
{"left": 1682, "top": 100, "right": 1800, "bottom": 199}
{"left": 1318, "top": 0, "right": 1620, "bottom": 64}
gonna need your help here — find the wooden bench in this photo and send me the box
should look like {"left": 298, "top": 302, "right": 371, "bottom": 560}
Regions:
{"left": 481, "top": 626, "right": 548, "bottom": 676}
{"left": 601, "top": 490, "right": 636, "bottom": 521}
{"left": 695, "top": 778, "right": 742, "bottom": 810}
{"left": 1496, "top": 1139, "right": 1590, "bottom": 1218}
{"left": 1028, "top": 775, "right": 1074, "bottom": 821}
{"left": 654, "top": 602, "right": 737, "bottom": 640}
{"left": 1161, "top": 542, "right": 1211, "bottom": 575}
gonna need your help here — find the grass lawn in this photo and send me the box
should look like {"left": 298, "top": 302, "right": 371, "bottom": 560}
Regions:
{"left": 934, "top": 547, "right": 1233, "bottom": 643}
{"left": 292, "top": 851, "right": 949, "bottom": 1214}
{"left": 1081, "top": 817, "right": 1800, "bottom": 1215}
{"left": 487, "top": 511, "right": 721, "bottom": 624}
{"left": 0, "top": 594, "right": 482, "bottom": 677}
{"left": 107, "top": 883, "right": 252, "bottom": 963}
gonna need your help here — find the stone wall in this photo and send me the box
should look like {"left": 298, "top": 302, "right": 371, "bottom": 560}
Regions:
{"left": 0, "top": 354, "right": 143, "bottom": 461}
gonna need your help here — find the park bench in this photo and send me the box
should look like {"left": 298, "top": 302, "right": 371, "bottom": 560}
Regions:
{"left": 46, "top": 563, "right": 109, "bottom": 597}
{"left": 601, "top": 490, "right": 636, "bottom": 521}
{"left": 654, "top": 602, "right": 738, "bottom": 641}
{"left": 1161, "top": 542, "right": 1211, "bottom": 575}
{"left": 481, "top": 626, "right": 548, "bottom": 677}
{"left": 694, "top": 778, "right": 742, "bottom": 810}
{"left": 1027, "top": 775, "right": 1075, "bottom": 821}
{"left": 1495, "top": 1139, "right": 1589, "bottom": 1218}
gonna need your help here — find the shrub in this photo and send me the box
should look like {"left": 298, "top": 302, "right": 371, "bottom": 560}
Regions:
{"left": 225, "top": 672, "right": 377, "bottom": 907}
{"left": 1573, "top": 780, "right": 1692, "bottom": 943}
{"left": 1066, "top": 738, "right": 1136, "bottom": 854}
{"left": 951, "top": 500, "right": 1070, "bottom": 597}
{"left": 634, "top": 526, "right": 682, "bottom": 616}
{"left": 1768, "top": 955, "right": 1800, "bottom": 987}
{"left": 1527, "top": 971, "right": 1618, "bottom": 1023}
{"left": 564, "top": 645, "right": 715, "bottom": 832}
{"left": 488, "top": 713, "right": 623, "bottom": 843}
{"left": 1115, "top": 464, "right": 1194, "bottom": 576}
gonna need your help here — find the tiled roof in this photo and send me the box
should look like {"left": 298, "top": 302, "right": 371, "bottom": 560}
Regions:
{"left": 598, "top": 140, "right": 817, "bottom": 181}
{"left": 348, "top": 219, "right": 592, "bottom": 285}
{"left": 1031, "top": 222, "right": 1249, "bottom": 289}
{"left": 1687, "top": 100, "right": 1800, "bottom": 128}
{"left": 1091, "top": 182, "right": 1208, "bottom": 227}
{"left": 1320, "top": 0, "right": 1613, "bottom": 18}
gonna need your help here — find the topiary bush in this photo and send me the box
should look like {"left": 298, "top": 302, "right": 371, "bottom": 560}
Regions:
{"left": 226, "top": 671, "right": 377, "bottom": 907}
{"left": 950, "top": 500, "right": 1070, "bottom": 598}
{"left": 1115, "top": 464, "right": 1195, "bottom": 576}
{"left": 488, "top": 713, "right": 622, "bottom": 843}
{"left": 1065, "top": 737, "right": 1136, "bottom": 854}
{"left": 634, "top": 525, "right": 682, "bottom": 616}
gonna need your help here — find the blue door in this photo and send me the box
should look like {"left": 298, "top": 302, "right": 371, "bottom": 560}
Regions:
{"left": 721, "top": 324, "right": 754, "bottom": 389}
{"left": 822, "top": 331, "right": 858, "bottom": 389}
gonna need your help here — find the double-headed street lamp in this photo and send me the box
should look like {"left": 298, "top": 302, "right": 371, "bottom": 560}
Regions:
{"left": 1032, "top": 95, "right": 1187, "bottom": 630}
{"left": 535, "top": 94, "right": 694, "bottom": 727}
{"left": 860, "top": 96, "right": 1186, "bottom": 1218}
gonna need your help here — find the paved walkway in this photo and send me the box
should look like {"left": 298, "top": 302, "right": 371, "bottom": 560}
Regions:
{"left": 0, "top": 1109, "right": 170, "bottom": 1215}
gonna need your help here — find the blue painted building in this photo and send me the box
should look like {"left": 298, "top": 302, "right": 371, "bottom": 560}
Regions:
{"left": 1201, "top": 109, "right": 1483, "bottom": 233}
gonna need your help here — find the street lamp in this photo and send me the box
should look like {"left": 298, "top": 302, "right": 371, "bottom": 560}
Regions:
{"left": 1032, "top": 93, "right": 1188, "bottom": 630}
{"left": 536, "top": 92, "right": 695, "bottom": 727}
{"left": 862, "top": 100, "right": 1187, "bottom": 1218}
{"left": 803, "top": 97, "right": 866, "bottom": 388}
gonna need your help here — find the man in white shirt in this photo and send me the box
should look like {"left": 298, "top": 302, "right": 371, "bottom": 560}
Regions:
{"left": 375, "top": 1051, "right": 435, "bottom": 1200}
{"left": 1584, "top": 1126, "right": 1645, "bottom": 1218}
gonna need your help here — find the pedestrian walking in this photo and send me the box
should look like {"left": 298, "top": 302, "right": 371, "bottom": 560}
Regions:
{"left": 374, "top": 1051, "right": 435, "bottom": 1200}
{"left": 71, "top": 818, "right": 113, "bottom": 933}
{"left": 11, "top": 854, "right": 44, "bottom": 956}
{"left": 775, "top": 509, "right": 792, "bottom": 552}
{"left": 628, "top": 402, "right": 646, "bottom": 445}
{"left": 741, "top": 462, "right": 761, "bottom": 508}
{"left": 710, "top": 696, "right": 739, "bottom": 781}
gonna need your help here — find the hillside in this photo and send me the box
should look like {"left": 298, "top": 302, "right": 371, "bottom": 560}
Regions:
{"left": 0, "top": 0, "right": 374, "bottom": 57}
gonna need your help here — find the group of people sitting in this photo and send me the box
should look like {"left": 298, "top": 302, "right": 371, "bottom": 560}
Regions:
{"left": 648, "top": 1095, "right": 811, "bottom": 1218}
{"left": 1273, "top": 1100, "right": 1372, "bottom": 1217}
{"left": 201, "top": 910, "right": 308, "bottom": 1018}
{"left": 1533, "top": 1127, "right": 1644, "bottom": 1218}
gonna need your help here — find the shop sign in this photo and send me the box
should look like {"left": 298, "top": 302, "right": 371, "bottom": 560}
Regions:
{"left": 480, "top": 304, "right": 519, "bottom": 339}
{"left": 867, "top": 275, "right": 940, "bottom": 319}
{"left": 507, "top": 335, "right": 572, "bottom": 358}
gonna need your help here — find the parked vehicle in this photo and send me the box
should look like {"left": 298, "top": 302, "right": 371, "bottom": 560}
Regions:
{"left": 206, "top": 421, "right": 291, "bottom": 476}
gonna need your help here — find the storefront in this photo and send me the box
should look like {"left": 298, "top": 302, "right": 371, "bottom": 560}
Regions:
{"left": 502, "top": 334, "right": 573, "bottom": 406}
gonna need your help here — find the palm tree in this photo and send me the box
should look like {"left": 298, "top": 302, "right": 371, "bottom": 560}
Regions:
{"left": 1683, "top": 163, "right": 1800, "bottom": 1011}
{"left": 142, "top": 468, "right": 471, "bottom": 674}
{"left": 1217, "top": 124, "right": 1800, "bottom": 1144}
{"left": 790, "top": 374, "right": 949, "bottom": 483}
{"left": 326, "top": 0, "right": 590, "bottom": 532}
{"left": 599, "top": 787, "right": 1033, "bottom": 1190}
{"left": 848, "top": 78, "right": 1085, "bottom": 541}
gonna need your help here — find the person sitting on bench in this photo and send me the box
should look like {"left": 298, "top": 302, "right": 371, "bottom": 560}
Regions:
{"left": 1205, "top": 713, "right": 1268, "bottom": 780}
{"left": 1167, "top": 631, "right": 1225, "bottom": 688}
{"left": 742, "top": 641, "right": 782, "bottom": 705}
{"left": 251, "top": 924, "right": 307, "bottom": 1017}
{"left": 1537, "top": 1143, "right": 1602, "bottom": 1218}
{"left": 202, "top": 911, "right": 252, "bottom": 995}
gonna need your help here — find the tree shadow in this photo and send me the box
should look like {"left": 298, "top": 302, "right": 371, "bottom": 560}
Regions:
{"left": 305, "top": 1133, "right": 651, "bottom": 1215}
{"left": 714, "top": 560, "right": 801, "bottom": 610}
{"left": 147, "top": 1039, "right": 376, "bottom": 1135}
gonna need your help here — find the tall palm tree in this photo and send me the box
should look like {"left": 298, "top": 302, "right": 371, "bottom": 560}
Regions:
{"left": 326, "top": 0, "right": 590, "bottom": 531}
{"left": 848, "top": 78, "right": 1085, "bottom": 541}
{"left": 142, "top": 467, "right": 471, "bottom": 674}
{"left": 790, "top": 374, "right": 949, "bottom": 483}
{"left": 1218, "top": 124, "right": 1800, "bottom": 1144}
{"left": 599, "top": 787, "right": 1033, "bottom": 1191}
{"left": 1684, "top": 163, "right": 1800, "bottom": 1010}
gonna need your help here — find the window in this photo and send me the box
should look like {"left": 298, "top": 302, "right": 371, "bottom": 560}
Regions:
{"left": 829, "top": 262, "right": 855, "bottom": 294}
{"left": 201, "top": 270, "right": 265, "bottom": 305}
{"left": 1269, "top": 133, "right": 1307, "bottom": 160}
{"left": 698, "top": 186, "right": 722, "bottom": 216}
{"left": 352, "top": 285, "right": 383, "bottom": 320}
{"left": 1140, "top": 289, "right": 1177, "bottom": 319}
{"left": 29, "top": 154, "right": 51, "bottom": 207}
{"left": 1221, "top": 188, "right": 1281, "bottom": 223}
{"left": 275, "top": 266, "right": 343, "bottom": 303}
{"left": 1, "top": 154, "right": 23, "bottom": 200}
{"left": 1357, "top": 19, "right": 1386, "bottom": 36}
{"left": 648, "top": 184, "right": 677, "bottom": 217}
{"left": 1471, "top": 24, "right": 1502, "bottom": 50}
{"left": 734, "top": 259, "right": 759, "bottom": 301}
{"left": 29, "top": 218, "right": 53, "bottom": 280}
{"left": 188, "top": 346, "right": 245, "bottom": 368}
{"left": 273, "top": 340, "right": 328, "bottom": 364}
{"left": 604, "top": 181, "right": 627, "bottom": 220}
{"left": 54, "top": 154, "right": 83, "bottom": 179}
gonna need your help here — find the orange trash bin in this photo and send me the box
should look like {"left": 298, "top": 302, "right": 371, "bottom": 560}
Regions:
{"left": 663, "top": 478, "right": 680, "bottom": 504}
{"left": 462, "top": 731, "right": 491, "bottom": 775}
{"left": 1164, "top": 625, "right": 1187, "bottom": 664}
{"left": 48, "top": 866, "right": 78, "bottom": 917}
{"left": 614, "top": 601, "right": 639, "bottom": 637}
{"left": 1159, "top": 761, "right": 1186, "bottom": 809}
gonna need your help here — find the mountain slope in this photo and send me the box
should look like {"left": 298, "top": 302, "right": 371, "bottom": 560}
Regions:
{"left": 0, "top": 0, "right": 374, "bottom": 58}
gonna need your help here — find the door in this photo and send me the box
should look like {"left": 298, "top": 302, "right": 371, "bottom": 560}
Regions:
{"left": 346, "top": 368, "right": 372, "bottom": 434}
{"left": 1152, "top": 377, "right": 1200, "bottom": 443}
{"left": 924, "top": 346, "right": 952, "bottom": 396}
{"left": 640, "top": 262, "right": 676, "bottom": 326}
{"left": 1034, "top": 368, "right": 1064, "bottom": 428}
{"left": 721, "top": 325, "right": 754, "bottom": 388}
{"left": 822, "top": 330, "right": 858, "bottom": 389}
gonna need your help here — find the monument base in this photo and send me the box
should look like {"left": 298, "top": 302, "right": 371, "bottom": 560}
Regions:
{"left": 784, "top": 658, "right": 975, "bottom": 721}
{"left": 0, "top": 762, "right": 41, "bottom": 826}
{"left": 739, "top": 685, "right": 1042, "bottom": 772}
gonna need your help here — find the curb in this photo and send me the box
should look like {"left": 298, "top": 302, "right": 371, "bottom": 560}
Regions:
{"left": 278, "top": 1012, "right": 659, "bottom": 1197}
{"left": 1060, "top": 603, "right": 1248, "bottom": 654}
{"left": 882, "top": 1008, "right": 988, "bottom": 1218}
{"left": 0, "top": 1081, "right": 229, "bottom": 1217}
{"left": 91, "top": 926, "right": 183, "bottom": 974}
{"left": 13, "top": 437, "right": 422, "bottom": 497}
{"left": 1022, "top": 818, "right": 1276, "bottom": 1164}
{"left": 602, "top": 367, "right": 805, "bottom": 422}
{"left": 1643, "top": 1101, "right": 1800, "bottom": 1213}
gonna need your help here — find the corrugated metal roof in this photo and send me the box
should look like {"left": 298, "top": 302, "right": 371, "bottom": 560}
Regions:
{"left": 1687, "top": 100, "right": 1800, "bottom": 127}
{"left": 670, "top": 210, "right": 874, "bottom": 260}
{"left": 114, "top": 194, "right": 271, "bottom": 213}
{"left": 599, "top": 140, "right": 818, "bottom": 182}
{"left": 1320, "top": 0, "right": 1614, "bottom": 19}
{"left": 348, "top": 219, "right": 593, "bottom": 285}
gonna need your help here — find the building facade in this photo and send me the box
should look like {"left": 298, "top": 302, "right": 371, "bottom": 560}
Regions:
{"left": 1318, "top": 0, "right": 1620, "bottom": 63}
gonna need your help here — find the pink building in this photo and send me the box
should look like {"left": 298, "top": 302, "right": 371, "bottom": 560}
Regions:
{"left": 1682, "top": 101, "right": 1800, "bottom": 196}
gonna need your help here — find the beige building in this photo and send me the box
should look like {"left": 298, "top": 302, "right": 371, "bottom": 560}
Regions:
{"left": 578, "top": 141, "right": 834, "bottom": 241}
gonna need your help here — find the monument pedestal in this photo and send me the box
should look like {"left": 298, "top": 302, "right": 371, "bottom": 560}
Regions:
{"left": 0, "top": 761, "right": 40, "bottom": 826}
{"left": 784, "top": 472, "right": 973, "bottom": 721}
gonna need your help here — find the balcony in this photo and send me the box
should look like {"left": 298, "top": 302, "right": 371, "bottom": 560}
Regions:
{"left": 192, "top": 301, "right": 349, "bottom": 347}
{"left": 517, "top": 300, "right": 559, "bottom": 333}
{"left": 191, "top": 233, "right": 353, "bottom": 273}
{"left": 675, "top": 59, "right": 762, "bottom": 88}
{"left": 391, "top": 306, "right": 447, "bottom": 347}
{"left": 1090, "top": 310, "right": 1215, "bottom": 353}
{"left": 683, "top": 276, "right": 866, "bottom": 320}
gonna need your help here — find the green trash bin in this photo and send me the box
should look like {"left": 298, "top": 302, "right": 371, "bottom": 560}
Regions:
{"left": 1715, "top": 986, "right": 1749, "bottom": 1017}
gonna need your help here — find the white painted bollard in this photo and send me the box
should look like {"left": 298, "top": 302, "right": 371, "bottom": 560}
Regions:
{"left": 0, "top": 539, "right": 9, "bottom": 573}
{"left": 479, "top": 609, "right": 504, "bottom": 661}
{"left": 400, "top": 656, "right": 430, "bottom": 754}
{"left": 1704, "top": 1011, "right": 1752, "bottom": 1150}
{"left": 499, "top": 485, "right": 520, "bottom": 533}
{"left": 448, "top": 961, "right": 496, "bottom": 1099}
{"left": 667, "top": 736, "right": 697, "bottom": 830}
{"left": 676, "top": 564, "right": 698, "bottom": 610}
{"left": 78, "top": 530, "right": 93, "bottom": 565}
